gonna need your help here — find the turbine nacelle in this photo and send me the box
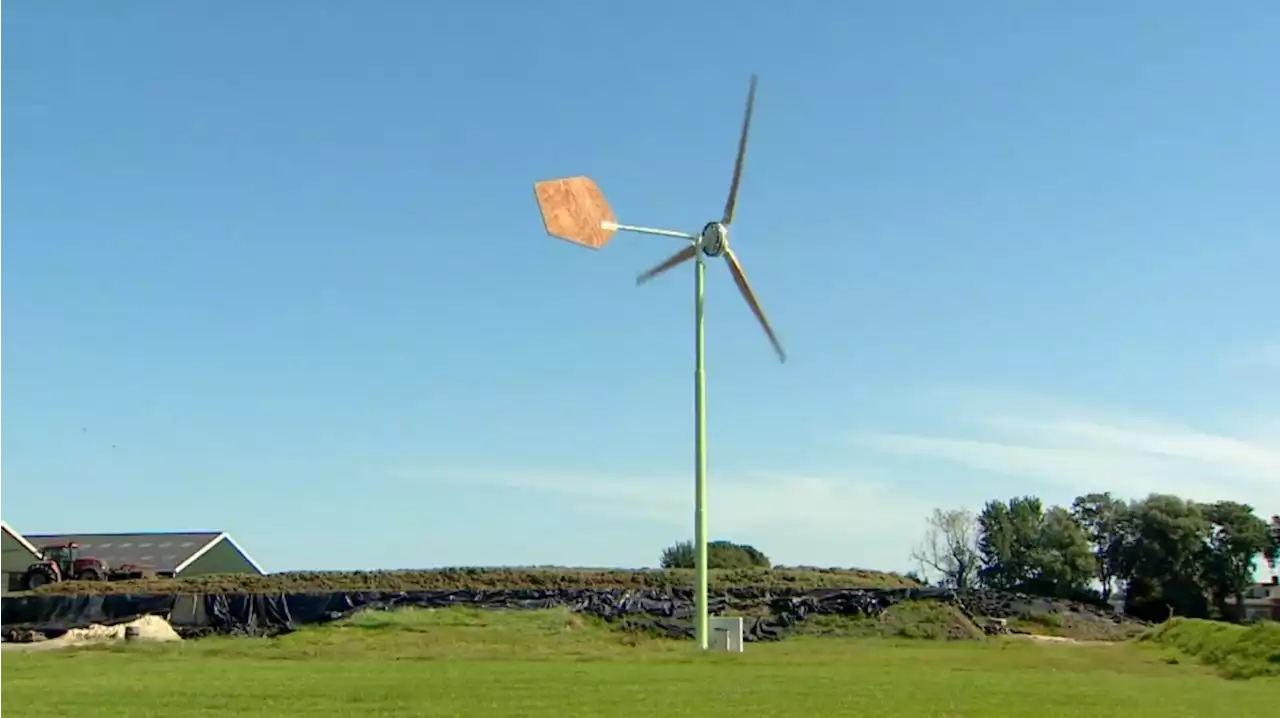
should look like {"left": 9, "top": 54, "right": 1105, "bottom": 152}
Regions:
{"left": 698, "top": 222, "right": 727, "bottom": 258}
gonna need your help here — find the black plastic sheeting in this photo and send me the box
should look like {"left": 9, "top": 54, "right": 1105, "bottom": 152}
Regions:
{"left": 0, "top": 587, "right": 1128, "bottom": 642}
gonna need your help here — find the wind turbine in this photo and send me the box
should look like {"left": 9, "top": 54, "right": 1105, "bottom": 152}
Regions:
{"left": 532, "top": 74, "right": 785, "bottom": 651}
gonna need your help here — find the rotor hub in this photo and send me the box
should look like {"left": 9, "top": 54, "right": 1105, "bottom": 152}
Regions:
{"left": 699, "top": 222, "right": 727, "bottom": 258}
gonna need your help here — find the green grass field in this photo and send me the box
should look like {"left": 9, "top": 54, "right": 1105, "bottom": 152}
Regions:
{"left": 3, "top": 608, "right": 1273, "bottom": 718}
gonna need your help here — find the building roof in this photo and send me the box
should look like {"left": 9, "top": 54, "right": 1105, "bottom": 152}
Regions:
{"left": 1, "top": 521, "right": 43, "bottom": 559}
{"left": 21, "top": 531, "right": 264, "bottom": 574}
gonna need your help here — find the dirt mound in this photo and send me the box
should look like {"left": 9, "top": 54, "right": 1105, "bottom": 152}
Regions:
{"left": 1138, "top": 618, "right": 1280, "bottom": 680}
{"left": 3, "top": 615, "right": 181, "bottom": 652}
{"left": 959, "top": 590, "right": 1146, "bottom": 641}
{"left": 4, "top": 566, "right": 1148, "bottom": 645}
{"left": 3, "top": 584, "right": 1148, "bottom": 646}
{"left": 23, "top": 566, "right": 917, "bottom": 596}
{"left": 797, "top": 600, "right": 988, "bottom": 640}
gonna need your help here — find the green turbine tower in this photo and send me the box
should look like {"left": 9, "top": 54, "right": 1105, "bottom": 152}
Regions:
{"left": 532, "top": 74, "right": 786, "bottom": 651}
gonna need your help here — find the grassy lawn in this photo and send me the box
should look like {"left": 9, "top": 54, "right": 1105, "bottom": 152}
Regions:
{"left": 2, "top": 608, "right": 1273, "bottom": 718}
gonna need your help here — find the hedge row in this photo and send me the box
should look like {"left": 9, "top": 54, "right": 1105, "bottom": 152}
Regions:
{"left": 25, "top": 566, "right": 918, "bottom": 596}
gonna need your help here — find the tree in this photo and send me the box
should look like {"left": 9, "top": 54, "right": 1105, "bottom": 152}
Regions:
{"left": 1032, "top": 506, "right": 1097, "bottom": 596}
{"left": 1268, "top": 515, "right": 1280, "bottom": 571}
{"left": 658, "top": 540, "right": 771, "bottom": 569}
{"left": 661, "top": 540, "right": 696, "bottom": 569}
{"left": 1119, "top": 494, "right": 1211, "bottom": 620}
{"left": 910, "top": 508, "right": 980, "bottom": 589}
{"left": 1070, "top": 492, "right": 1129, "bottom": 601}
{"left": 977, "top": 496, "right": 1045, "bottom": 590}
{"left": 1200, "top": 501, "right": 1272, "bottom": 619}
{"left": 708, "top": 540, "right": 771, "bottom": 569}
{"left": 978, "top": 497, "right": 1094, "bottom": 597}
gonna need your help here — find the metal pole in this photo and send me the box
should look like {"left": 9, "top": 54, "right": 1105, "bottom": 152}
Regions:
{"left": 694, "top": 248, "right": 709, "bottom": 651}
{"left": 602, "top": 222, "right": 699, "bottom": 241}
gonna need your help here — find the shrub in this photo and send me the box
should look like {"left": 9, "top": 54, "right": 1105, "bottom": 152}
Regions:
{"left": 659, "top": 540, "right": 771, "bottom": 569}
{"left": 1137, "top": 618, "right": 1280, "bottom": 680}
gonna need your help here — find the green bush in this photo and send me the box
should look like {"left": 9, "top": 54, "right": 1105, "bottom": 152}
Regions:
{"left": 1137, "top": 618, "right": 1280, "bottom": 680}
{"left": 659, "top": 540, "right": 771, "bottom": 569}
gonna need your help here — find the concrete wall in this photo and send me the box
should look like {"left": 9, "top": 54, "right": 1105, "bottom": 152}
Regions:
{"left": 179, "top": 536, "right": 263, "bottom": 577}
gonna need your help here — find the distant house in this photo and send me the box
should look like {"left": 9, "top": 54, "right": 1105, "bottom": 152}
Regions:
{"left": 2, "top": 522, "right": 264, "bottom": 592}
{"left": 1233, "top": 577, "right": 1280, "bottom": 621}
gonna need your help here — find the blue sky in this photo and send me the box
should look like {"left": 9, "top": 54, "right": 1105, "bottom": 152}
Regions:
{"left": 4, "top": 2, "right": 1278, "bottom": 574}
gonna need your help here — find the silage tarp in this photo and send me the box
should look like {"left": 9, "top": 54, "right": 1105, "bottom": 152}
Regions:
{"left": 1, "top": 593, "right": 176, "bottom": 631}
{"left": 0, "top": 586, "right": 1128, "bottom": 642}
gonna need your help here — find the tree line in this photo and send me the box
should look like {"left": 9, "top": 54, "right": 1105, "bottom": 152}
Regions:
{"left": 912, "top": 492, "right": 1280, "bottom": 621}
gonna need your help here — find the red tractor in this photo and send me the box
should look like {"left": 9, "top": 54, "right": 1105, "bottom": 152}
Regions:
{"left": 20, "top": 543, "right": 152, "bottom": 590}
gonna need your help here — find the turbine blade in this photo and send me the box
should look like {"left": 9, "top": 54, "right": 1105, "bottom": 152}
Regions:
{"left": 721, "top": 74, "right": 758, "bottom": 226}
{"left": 636, "top": 245, "right": 697, "bottom": 285}
{"left": 723, "top": 247, "right": 786, "bottom": 363}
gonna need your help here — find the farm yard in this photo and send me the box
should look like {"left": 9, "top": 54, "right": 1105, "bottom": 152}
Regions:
{"left": 2, "top": 568, "right": 1277, "bottom": 717}
{"left": 7, "top": 2, "right": 1280, "bottom": 717}
{"left": 4, "top": 468, "right": 1276, "bottom": 718}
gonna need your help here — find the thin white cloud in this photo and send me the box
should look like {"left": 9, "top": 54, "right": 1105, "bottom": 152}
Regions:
{"left": 393, "top": 466, "right": 936, "bottom": 569}
{"left": 395, "top": 390, "right": 1279, "bottom": 573}
{"left": 857, "top": 396, "right": 1280, "bottom": 515}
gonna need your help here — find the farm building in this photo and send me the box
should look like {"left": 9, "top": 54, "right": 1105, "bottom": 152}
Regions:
{"left": 2, "top": 521, "right": 264, "bottom": 592}
{"left": 2, "top": 521, "right": 44, "bottom": 592}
